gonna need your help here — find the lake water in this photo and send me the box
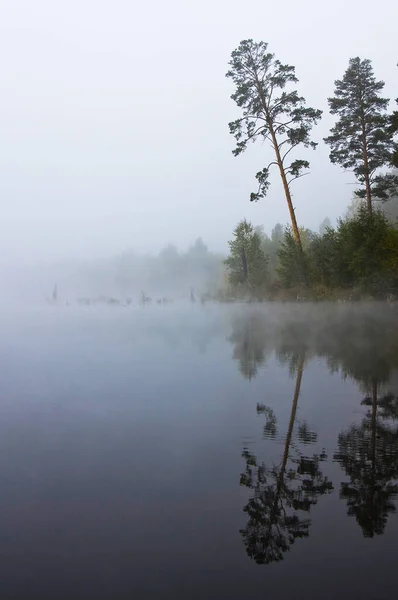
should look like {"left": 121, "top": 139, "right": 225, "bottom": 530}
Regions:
{"left": 1, "top": 302, "right": 398, "bottom": 599}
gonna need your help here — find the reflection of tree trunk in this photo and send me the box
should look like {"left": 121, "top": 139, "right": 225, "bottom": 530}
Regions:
{"left": 371, "top": 381, "right": 377, "bottom": 519}
{"left": 278, "top": 356, "right": 305, "bottom": 490}
{"left": 269, "top": 355, "right": 305, "bottom": 524}
{"left": 371, "top": 382, "right": 377, "bottom": 466}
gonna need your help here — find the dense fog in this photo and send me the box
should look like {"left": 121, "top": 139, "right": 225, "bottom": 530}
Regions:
{"left": 0, "top": 238, "right": 225, "bottom": 305}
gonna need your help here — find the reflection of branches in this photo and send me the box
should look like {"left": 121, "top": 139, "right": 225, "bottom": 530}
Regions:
{"left": 240, "top": 451, "right": 312, "bottom": 564}
{"left": 240, "top": 447, "right": 331, "bottom": 564}
{"left": 298, "top": 422, "right": 317, "bottom": 445}
{"left": 334, "top": 383, "right": 398, "bottom": 537}
{"left": 240, "top": 356, "right": 333, "bottom": 564}
{"left": 362, "top": 392, "right": 398, "bottom": 421}
{"left": 257, "top": 404, "right": 277, "bottom": 438}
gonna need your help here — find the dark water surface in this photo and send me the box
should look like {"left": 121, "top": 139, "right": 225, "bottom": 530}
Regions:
{"left": 1, "top": 302, "right": 398, "bottom": 599}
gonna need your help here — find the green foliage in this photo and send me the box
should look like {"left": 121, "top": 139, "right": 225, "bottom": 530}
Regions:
{"left": 338, "top": 208, "right": 398, "bottom": 294}
{"left": 224, "top": 219, "right": 268, "bottom": 290}
{"left": 277, "top": 229, "right": 308, "bottom": 288}
{"left": 298, "top": 226, "right": 314, "bottom": 251}
{"left": 307, "top": 228, "right": 337, "bottom": 288}
{"left": 324, "top": 57, "right": 398, "bottom": 205}
{"left": 307, "top": 207, "right": 398, "bottom": 296}
{"left": 222, "top": 206, "right": 398, "bottom": 299}
{"left": 226, "top": 39, "right": 321, "bottom": 204}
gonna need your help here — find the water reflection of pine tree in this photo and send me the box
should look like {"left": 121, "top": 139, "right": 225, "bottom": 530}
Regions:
{"left": 240, "top": 356, "right": 333, "bottom": 564}
{"left": 334, "top": 382, "right": 398, "bottom": 537}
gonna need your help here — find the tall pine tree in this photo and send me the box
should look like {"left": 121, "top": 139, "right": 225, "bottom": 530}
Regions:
{"left": 226, "top": 40, "right": 322, "bottom": 252}
{"left": 324, "top": 58, "right": 398, "bottom": 215}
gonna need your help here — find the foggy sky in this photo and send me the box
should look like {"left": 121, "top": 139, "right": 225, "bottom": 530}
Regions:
{"left": 1, "top": 0, "right": 397, "bottom": 264}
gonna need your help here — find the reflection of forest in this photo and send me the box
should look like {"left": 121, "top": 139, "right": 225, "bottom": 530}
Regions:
{"left": 228, "top": 305, "right": 398, "bottom": 385}
{"left": 229, "top": 305, "right": 398, "bottom": 557}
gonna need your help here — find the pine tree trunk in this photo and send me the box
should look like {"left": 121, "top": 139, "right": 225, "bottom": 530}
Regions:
{"left": 252, "top": 72, "right": 304, "bottom": 253}
{"left": 252, "top": 71, "right": 307, "bottom": 286}
{"left": 364, "top": 172, "right": 372, "bottom": 216}
{"left": 272, "top": 130, "right": 309, "bottom": 286}
{"left": 360, "top": 107, "right": 373, "bottom": 216}
{"left": 268, "top": 124, "right": 304, "bottom": 253}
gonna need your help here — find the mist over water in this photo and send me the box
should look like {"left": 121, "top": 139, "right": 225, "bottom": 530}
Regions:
{"left": 0, "top": 237, "right": 225, "bottom": 308}
{"left": 1, "top": 0, "right": 397, "bottom": 596}
{"left": 1, "top": 302, "right": 398, "bottom": 599}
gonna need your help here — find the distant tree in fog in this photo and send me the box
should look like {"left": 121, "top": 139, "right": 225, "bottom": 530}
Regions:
{"left": 226, "top": 39, "right": 322, "bottom": 252}
{"left": 345, "top": 174, "right": 398, "bottom": 223}
{"left": 253, "top": 224, "right": 285, "bottom": 279}
{"left": 319, "top": 217, "right": 332, "bottom": 236}
{"left": 188, "top": 237, "right": 208, "bottom": 256}
{"left": 324, "top": 57, "right": 398, "bottom": 215}
{"left": 159, "top": 243, "right": 179, "bottom": 261}
{"left": 271, "top": 223, "right": 284, "bottom": 244}
{"left": 345, "top": 194, "right": 364, "bottom": 220}
{"left": 373, "top": 168, "right": 398, "bottom": 223}
{"left": 224, "top": 219, "right": 268, "bottom": 290}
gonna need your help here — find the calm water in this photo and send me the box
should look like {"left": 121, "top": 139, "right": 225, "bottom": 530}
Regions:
{"left": 1, "top": 302, "right": 398, "bottom": 599}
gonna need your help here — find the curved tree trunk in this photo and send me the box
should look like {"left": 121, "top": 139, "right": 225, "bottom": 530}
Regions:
{"left": 252, "top": 72, "right": 304, "bottom": 254}
{"left": 271, "top": 354, "right": 305, "bottom": 522}
{"left": 269, "top": 124, "right": 303, "bottom": 253}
